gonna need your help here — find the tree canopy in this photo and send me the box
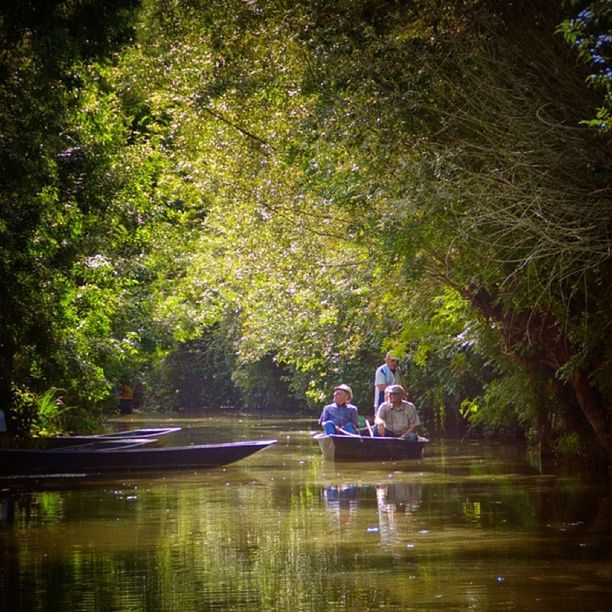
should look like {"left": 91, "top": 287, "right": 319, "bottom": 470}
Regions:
{"left": 1, "top": 0, "right": 609, "bottom": 461}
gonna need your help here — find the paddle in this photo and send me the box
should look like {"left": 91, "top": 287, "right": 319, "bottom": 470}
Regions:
{"left": 335, "top": 426, "right": 362, "bottom": 437}
{"left": 364, "top": 419, "right": 374, "bottom": 437}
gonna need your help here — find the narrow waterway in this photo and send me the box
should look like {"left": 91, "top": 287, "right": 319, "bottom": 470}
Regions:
{"left": 0, "top": 416, "right": 610, "bottom": 611}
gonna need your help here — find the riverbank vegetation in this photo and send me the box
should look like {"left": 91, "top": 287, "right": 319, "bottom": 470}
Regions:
{"left": 0, "top": 1, "right": 609, "bottom": 462}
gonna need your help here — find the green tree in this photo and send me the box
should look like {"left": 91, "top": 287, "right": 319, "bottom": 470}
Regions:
{"left": 129, "top": 0, "right": 609, "bottom": 456}
{"left": 1, "top": 0, "right": 608, "bottom": 462}
{"left": 0, "top": 0, "right": 162, "bottom": 434}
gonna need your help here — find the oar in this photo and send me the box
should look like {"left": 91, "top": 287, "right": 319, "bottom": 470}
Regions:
{"left": 365, "top": 419, "right": 374, "bottom": 437}
{"left": 335, "top": 426, "right": 362, "bottom": 437}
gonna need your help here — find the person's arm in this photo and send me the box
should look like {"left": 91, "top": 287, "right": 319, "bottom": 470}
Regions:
{"left": 318, "top": 407, "right": 328, "bottom": 426}
{"left": 397, "top": 369, "right": 406, "bottom": 388}
{"left": 399, "top": 423, "right": 418, "bottom": 436}
{"left": 374, "top": 366, "right": 387, "bottom": 393}
{"left": 374, "top": 404, "right": 387, "bottom": 435}
{"left": 399, "top": 404, "right": 420, "bottom": 435}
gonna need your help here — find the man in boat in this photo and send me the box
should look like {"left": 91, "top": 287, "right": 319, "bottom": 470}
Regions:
{"left": 318, "top": 384, "right": 359, "bottom": 435}
{"left": 373, "top": 351, "right": 406, "bottom": 412}
{"left": 374, "top": 385, "right": 420, "bottom": 440}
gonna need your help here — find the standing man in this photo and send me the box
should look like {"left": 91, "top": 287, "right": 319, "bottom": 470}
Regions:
{"left": 373, "top": 351, "right": 405, "bottom": 411}
{"left": 119, "top": 383, "right": 134, "bottom": 415}
{"left": 318, "top": 384, "right": 359, "bottom": 435}
{"left": 375, "top": 385, "right": 421, "bottom": 440}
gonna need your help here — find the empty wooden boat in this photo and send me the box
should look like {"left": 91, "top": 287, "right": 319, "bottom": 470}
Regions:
{"left": 34, "top": 427, "right": 182, "bottom": 449}
{"left": 0, "top": 439, "right": 277, "bottom": 476}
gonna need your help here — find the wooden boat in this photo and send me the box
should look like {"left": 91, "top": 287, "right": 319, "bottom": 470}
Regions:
{"left": 314, "top": 433, "right": 428, "bottom": 461}
{"left": 53, "top": 439, "right": 156, "bottom": 452}
{"left": 87, "top": 427, "right": 182, "bottom": 439}
{"left": 0, "top": 439, "right": 277, "bottom": 476}
{"left": 35, "top": 427, "right": 182, "bottom": 449}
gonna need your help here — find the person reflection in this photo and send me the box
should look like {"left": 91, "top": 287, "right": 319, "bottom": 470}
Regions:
{"left": 376, "top": 482, "right": 423, "bottom": 544}
{"left": 323, "top": 485, "right": 359, "bottom": 525}
{"left": 0, "top": 495, "right": 12, "bottom": 525}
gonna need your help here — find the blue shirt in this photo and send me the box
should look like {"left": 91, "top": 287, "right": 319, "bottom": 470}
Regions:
{"left": 318, "top": 402, "right": 359, "bottom": 429}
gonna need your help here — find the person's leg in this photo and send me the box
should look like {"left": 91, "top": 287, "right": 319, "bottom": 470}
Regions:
{"left": 322, "top": 421, "right": 337, "bottom": 435}
{"left": 402, "top": 432, "right": 418, "bottom": 441}
{"left": 343, "top": 423, "right": 357, "bottom": 435}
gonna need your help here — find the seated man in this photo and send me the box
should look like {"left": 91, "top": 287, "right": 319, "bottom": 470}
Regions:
{"left": 318, "top": 384, "right": 359, "bottom": 435}
{"left": 374, "top": 385, "right": 420, "bottom": 440}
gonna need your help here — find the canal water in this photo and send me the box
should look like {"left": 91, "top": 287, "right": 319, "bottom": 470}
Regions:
{"left": 0, "top": 416, "right": 610, "bottom": 611}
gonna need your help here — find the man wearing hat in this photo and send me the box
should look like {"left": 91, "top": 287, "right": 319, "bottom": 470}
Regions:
{"left": 318, "top": 384, "right": 359, "bottom": 435}
{"left": 373, "top": 351, "right": 405, "bottom": 411}
{"left": 375, "top": 385, "right": 420, "bottom": 440}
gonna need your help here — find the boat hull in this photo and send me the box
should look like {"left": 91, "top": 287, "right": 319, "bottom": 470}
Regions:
{"left": 37, "top": 427, "right": 182, "bottom": 449}
{"left": 314, "top": 433, "right": 427, "bottom": 461}
{"left": 0, "top": 440, "right": 277, "bottom": 476}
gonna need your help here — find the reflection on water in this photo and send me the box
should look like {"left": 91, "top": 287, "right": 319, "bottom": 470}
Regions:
{"left": 323, "top": 485, "right": 359, "bottom": 526}
{"left": 0, "top": 417, "right": 610, "bottom": 611}
{"left": 376, "top": 482, "right": 423, "bottom": 549}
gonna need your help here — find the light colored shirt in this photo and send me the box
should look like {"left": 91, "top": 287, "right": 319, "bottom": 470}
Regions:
{"left": 319, "top": 403, "right": 359, "bottom": 429}
{"left": 375, "top": 400, "right": 420, "bottom": 435}
{"left": 373, "top": 364, "right": 404, "bottom": 407}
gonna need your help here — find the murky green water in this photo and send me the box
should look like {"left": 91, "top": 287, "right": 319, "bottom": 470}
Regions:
{"left": 1, "top": 416, "right": 610, "bottom": 611}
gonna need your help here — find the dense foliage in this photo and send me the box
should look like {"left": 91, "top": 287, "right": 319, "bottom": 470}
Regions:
{"left": 0, "top": 1, "right": 609, "bottom": 461}
{"left": 0, "top": 0, "right": 149, "bottom": 437}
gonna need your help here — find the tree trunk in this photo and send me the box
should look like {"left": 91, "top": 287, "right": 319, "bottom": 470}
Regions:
{"left": 469, "top": 288, "right": 610, "bottom": 457}
{"left": 569, "top": 371, "right": 610, "bottom": 457}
